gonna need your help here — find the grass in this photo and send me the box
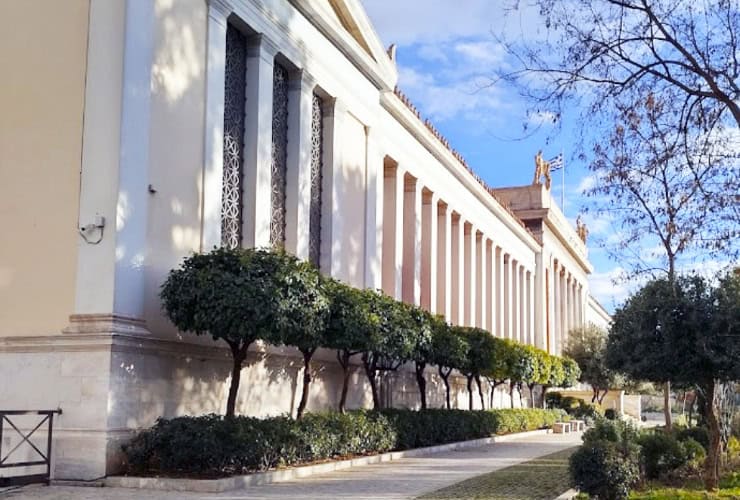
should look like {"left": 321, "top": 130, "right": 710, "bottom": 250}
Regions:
{"left": 630, "top": 471, "right": 740, "bottom": 499}
{"left": 417, "top": 447, "right": 577, "bottom": 500}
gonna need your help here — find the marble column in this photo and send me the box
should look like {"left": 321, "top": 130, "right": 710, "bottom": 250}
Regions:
{"left": 511, "top": 257, "right": 519, "bottom": 340}
{"left": 451, "top": 212, "right": 463, "bottom": 325}
{"left": 485, "top": 239, "right": 493, "bottom": 332}
{"left": 476, "top": 232, "right": 485, "bottom": 328}
{"left": 381, "top": 163, "right": 404, "bottom": 300}
{"left": 495, "top": 247, "right": 504, "bottom": 337}
{"left": 528, "top": 269, "right": 535, "bottom": 346}
{"left": 503, "top": 253, "right": 511, "bottom": 338}
{"left": 463, "top": 223, "right": 476, "bottom": 327}
{"left": 421, "top": 191, "right": 438, "bottom": 313}
{"left": 243, "top": 35, "right": 278, "bottom": 248}
{"left": 437, "top": 203, "right": 452, "bottom": 319}
{"left": 364, "top": 127, "right": 384, "bottom": 290}
{"left": 285, "top": 70, "right": 315, "bottom": 260}
{"left": 201, "top": 0, "right": 229, "bottom": 250}
{"left": 402, "top": 175, "right": 422, "bottom": 305}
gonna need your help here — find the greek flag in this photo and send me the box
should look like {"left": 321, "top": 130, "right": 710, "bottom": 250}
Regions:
{"left": 549, "top": 153, "right": 564, "bottom": 172}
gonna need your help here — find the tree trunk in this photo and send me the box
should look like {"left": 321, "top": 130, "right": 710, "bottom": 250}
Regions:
{"left": 703, "top": 379, "right": 721, "bottom": 491}
{"left": 467, "top": 374, "right": 475, "bottom": 410}
{"left": 362, "top": 353, "right": 380, "bottom": 410}
{"left": 475, "top": 375, "right": 485, "bottom": 410}
{"left": 527, "top": 383, "right": 537, "bottom": 409}
{"left": 337, "top": 350, "right": 351, "bottom": 414}
{"left": 439, "top": 367, "right": 452, "bottom": 409}
{"left": 591, "top": 387, "right": 599, "bottom": 403}
{"left": 415, "top": 361, "right": 427, "bottom": 410}
{"left": 296, "top": 348, "right": 316, "bottom": 420}
{"left": 225, "top": 342, "right": 249, "bottom": 418}
{"left": 598, "top": 389, "right": 609, "bottom": 405}
{"left": 510, "top": 381, "right": 516, "bottom": 408}
{"left": 664, "top": 381, "right": 673, "bottom": 430}
{"left": 541, "top": 385, "right": 550, "bottom": 409}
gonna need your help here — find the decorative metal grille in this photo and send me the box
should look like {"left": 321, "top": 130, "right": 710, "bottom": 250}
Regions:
{"left": 270, "top": 64, "right": 289, "bottom": 247}
{"left": 221, "top": 24, "right": 247, "bottom": 249}
{"left": 308, "top": 93, "right": 324, "bottom": 267}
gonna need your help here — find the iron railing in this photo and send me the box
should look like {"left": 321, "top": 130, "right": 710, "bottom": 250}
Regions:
{"left": 0, "top": 409, "right": 62, "bottom": 486}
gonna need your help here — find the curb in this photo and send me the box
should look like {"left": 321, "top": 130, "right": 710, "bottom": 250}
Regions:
{"left": 554, "top": 488, "right": 579, "bottom": 499}
{"left": 105, "top": 428, "right": 552, "bottom": 493}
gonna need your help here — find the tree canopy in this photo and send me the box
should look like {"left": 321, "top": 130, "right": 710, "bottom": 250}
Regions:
{"left": 565, "top": 325, "right": 622, "bottom": 404}
{"left": 606, "top": 273, "right": 740, "bottom": 489}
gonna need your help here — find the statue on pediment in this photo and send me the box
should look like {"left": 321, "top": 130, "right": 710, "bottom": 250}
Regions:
{"left": 533, "top": 150, "right": 552, "bottom": 189}
{"left": 576, "top": 215, "right": 588, "bottom": 243}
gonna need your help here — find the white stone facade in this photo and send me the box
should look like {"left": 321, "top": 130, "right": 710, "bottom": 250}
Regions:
{"left": 0, "top": 0, "right": 604, "bottom": 480}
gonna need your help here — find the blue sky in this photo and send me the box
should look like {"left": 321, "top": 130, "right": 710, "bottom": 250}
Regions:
{"left": 362, "top": 0, "right": 629, "bottom": 311}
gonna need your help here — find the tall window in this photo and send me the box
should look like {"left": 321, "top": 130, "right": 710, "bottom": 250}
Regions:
{"left": 270, "top": 64, "right": 289, "bottom": 247}
{"left": 221, "top": 24, "right": 247, "bottom": 249}
{"left": 308, "top": 93, "right": 324, "bottom": 267}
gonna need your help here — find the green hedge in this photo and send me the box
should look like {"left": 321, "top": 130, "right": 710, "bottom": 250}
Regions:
{"left": 123, "top": 408, "right": 565, "bottom": 477}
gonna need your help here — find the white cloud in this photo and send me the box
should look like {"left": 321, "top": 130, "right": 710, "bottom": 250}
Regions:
{"left": 577, "top": 175, "right": 596, "bottom": 193}
{"left": 363, "top": 0, "right": 544, "bottom": 46}
{"left": 588, "top": 266, "right": 641, "bottom": 311}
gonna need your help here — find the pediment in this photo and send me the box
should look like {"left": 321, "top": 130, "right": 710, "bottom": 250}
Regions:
{"left": 291, "top": 0, "right": 398, "bottom": 90}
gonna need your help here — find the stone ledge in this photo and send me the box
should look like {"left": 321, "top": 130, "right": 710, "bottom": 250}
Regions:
{"left": 104, "top": 428, "right": 551, "bottom": 493}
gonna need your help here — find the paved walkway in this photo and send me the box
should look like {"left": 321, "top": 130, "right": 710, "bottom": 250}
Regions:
{"left": 2, "top": 432, "right": 582, "bottom": 500}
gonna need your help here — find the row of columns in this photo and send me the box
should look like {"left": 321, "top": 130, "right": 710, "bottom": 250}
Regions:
{"left": 550, "top": 260, "right": 586, "bottom": 353}
{"left": 381, "top": 164, "right": 537, "bottom": 344}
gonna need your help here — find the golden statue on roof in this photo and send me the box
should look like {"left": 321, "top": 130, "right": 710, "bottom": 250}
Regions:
{"left": 576, "top": 215, "right": 589, "bottom": 243}
{"left": 533, "top": 150, "right": 552, "bottom": 190}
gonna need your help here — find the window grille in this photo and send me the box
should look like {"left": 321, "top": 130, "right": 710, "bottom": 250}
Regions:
{"left": 308, "top": 93, "right": 323, "bottom": 267}
{"left": 270, "top": 64, "right": 289, "bottom": 247}
{"left": 220, "top": 24, "right": 247, "bottom": 249}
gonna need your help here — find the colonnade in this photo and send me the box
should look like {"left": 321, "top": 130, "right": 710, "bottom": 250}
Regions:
{"left": 381, "top": 163, "right": 537, "bottom": 344}
{"left": 549, "top": 259, "right": 586, "bottom": 352}
{"left": 204, "top": 1, "right": 589, "bottom": 353}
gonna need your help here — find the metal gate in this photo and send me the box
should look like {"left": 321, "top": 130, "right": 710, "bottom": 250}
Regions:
{"left": 0, "top": 410, "right": 62, "bottom": 486}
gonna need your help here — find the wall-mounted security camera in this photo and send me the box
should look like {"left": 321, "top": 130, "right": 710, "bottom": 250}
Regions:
{"left": 79, "top": 214, "right": 106, "bottom": 244}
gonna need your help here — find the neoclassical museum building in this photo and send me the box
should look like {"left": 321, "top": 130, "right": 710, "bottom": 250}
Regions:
{"left": 0, "top": 0, "right": 610, "bottom": 479}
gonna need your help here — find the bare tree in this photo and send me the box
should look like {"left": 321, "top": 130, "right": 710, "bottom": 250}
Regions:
{"left": 502, "top": 0, "right": 740, "bottom": 131}
{"left": 588, "top": 89, "right": 738, "bottom": 428}
{"left": 589, "top": 89, "right": 738, "bottom": 281}
{"left": 500, "top": 0, "right": 740, "bottom": 430}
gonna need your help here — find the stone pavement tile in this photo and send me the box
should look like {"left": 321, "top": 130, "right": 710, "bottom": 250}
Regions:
{"left": 2, "top": 432, "right": 583, "bottom": 500}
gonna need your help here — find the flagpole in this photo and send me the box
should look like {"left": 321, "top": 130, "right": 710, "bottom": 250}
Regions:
{"left": 561, "top": 150, "right": 565, "bottom": 214}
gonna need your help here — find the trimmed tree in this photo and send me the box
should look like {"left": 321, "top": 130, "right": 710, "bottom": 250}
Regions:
{"left": 161, "top": 247, "right": 291, "bottom": 417}
{"left": 431, "top": 319, "right": 468, "bottom": 409}
{"left": 323, "top": 280, "right": 377, "bottom": 413}
{"left": 277, "top": 259, "right": 330, "bottom": 420}
{"left": 409, "top": 308, "right": 435, "bottom": 410}
{"left": 561, "top": 356, "right": 581, "bottom": 389}
{"left": 565, "top": 325, "right": 620, "bottom": 404}
{"left": 540, "top": 355, "right": 565, "bottom": 408}
{"left": 607, "top": 274, "right": 740, "bottom": 490}
{"left": 485, "top": 337, "right": 511, "bottom": 408}
{"left": 457, "top": 327, "right": 497, "bottom": 410}
{"left": 362, "top": 293, "right": 417, "bottom": 409}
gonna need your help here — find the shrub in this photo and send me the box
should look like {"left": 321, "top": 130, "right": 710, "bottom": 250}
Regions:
{"left": 569, "top": 440, "right": 639, "bottom": 500}
{"left": 638, "top": 431, "right": 702, "bottom": 480}
{"left": 123, "top": 411, "right": 396, "bottom": 476}
{"left": 604, "top": 408, "right": 619, "bottom": 420}
{"left": 547, "top": 392, "right": 602, "bottom": 424}
{"left": 124, "top": 408, "right": 566, "bottom": 477}
{"left": 674, "top": 425, "right": 709, "bottom": 450}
